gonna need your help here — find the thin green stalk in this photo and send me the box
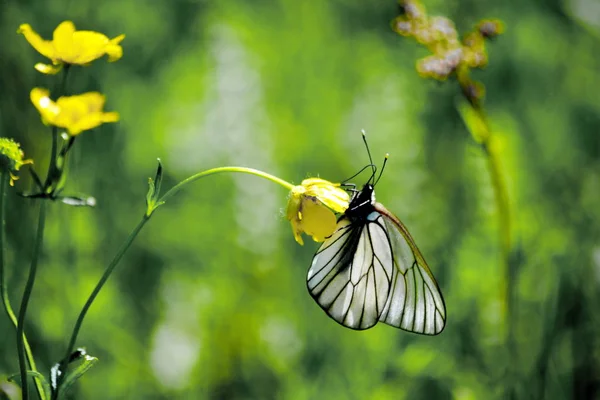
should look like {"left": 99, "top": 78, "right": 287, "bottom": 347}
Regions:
{"left": 159, "top": 166, "right": 294, "bottom": 204}
{"left": 0, "top": 173, "right": 46, "bottom": 400}
{"left": 53, "top": 214, "right": 149, "bottom": 398}
{"left": 469, "top": 106, "right": 512, "bottom": 317}
{"left": 43, "top": 127, "right": 58, "bottom": 192}
{"left": 44, "top": 66, "right": 70, "bottom": 194}
{"left": 461, "top": 100, "right": 514, "bottom": 396}
{"left": 57, "top": 214, "right": 150, "bottom": 381}
{"left": 17, "top": 201, "right": 47, "bottom": 400}
{"left": 54, "top": 166, "right": 293, "bottom": 398}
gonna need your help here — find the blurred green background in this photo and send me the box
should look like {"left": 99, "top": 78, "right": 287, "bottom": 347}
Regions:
{"left": 1, "top": 0, "right": 600, "bottom": 399}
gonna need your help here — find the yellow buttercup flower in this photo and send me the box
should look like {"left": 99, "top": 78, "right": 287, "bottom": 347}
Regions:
{"left": 0, "top": 138, "right": 33, "bottom": 186}
{"left": 18, "top": 21, "right": 125, "bottom": 74}
{"left": 30, "top": 88, "right": 119, "bottom": 136}
{"left": 286, "top": 178, "right": 350, "bottom": 245}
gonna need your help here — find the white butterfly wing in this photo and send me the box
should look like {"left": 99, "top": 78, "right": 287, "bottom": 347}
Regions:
{"left": 307, "top": 213, "right": 393, "bottom": 330}
{"left": 376, "top": 203, "right": 446, "bottom": 335}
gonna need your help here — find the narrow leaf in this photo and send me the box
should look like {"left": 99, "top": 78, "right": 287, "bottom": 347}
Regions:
{"left": 56, "top": 355, "right": 98, "bottom": 399}
{"left": 7, "top": 370, "right": 52, "bottom": 399}
{"left": 457, "top": 99, "right": 490, "bottom": 144}
{"left": 153, "top": 158, "right": 163, "bottom": 202}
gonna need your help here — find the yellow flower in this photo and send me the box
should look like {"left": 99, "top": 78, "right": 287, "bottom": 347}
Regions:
{"left": 286, "top": 178, "right": 350, "bottom": 245}
{"left": 17, "top": 21, "right": 125, "bottom": 74}
{"left": 0, "top": 138, "right": 33, "bottom": 186}
{"left": 30, "top": 88, "right": 119, "bottom": 136}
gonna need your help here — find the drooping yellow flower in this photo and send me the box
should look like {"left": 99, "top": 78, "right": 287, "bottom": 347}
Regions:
{"left": 17, "top": 21, "right": 125, "bottom": 74}
{"left": 30, "top": 88, "right": 119, "bottom": 136}
{"left": 0, "top": 138, "right": 33, "bottom": 186}
{"left": 286, "top": 178, "right": 350, "bottom": 245}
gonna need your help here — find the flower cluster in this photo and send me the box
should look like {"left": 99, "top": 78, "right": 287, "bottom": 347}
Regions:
{"left": 392, "top": 0, "right": 503, "bottom": 104}
{"left": 0, "top": 138, "right": 33, "bottom": 186}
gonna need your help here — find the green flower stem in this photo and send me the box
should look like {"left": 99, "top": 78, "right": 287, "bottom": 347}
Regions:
{"left": 480, "top": 111, "right": 514, "bottom": 352}
{"left": 481, "top": 113, "right": 515, "bottom": 396}
{"left": 56, "top": 166, "right": 292, "bottom": 398}
{"left": 44, "top": 65, "right": 70, "bottom": 194}
{"left": 158, "top": 166, "right": 294, "bottom": 204}
{"left": 17, "top": 200, "right": 47, "bottom": 400}
{"left": 53, "top": 214, "right": 150, "bottom": 400}
{"left": 458, "top": 97, "right": 514, "bottom": 390}
{"left": 17, "top": 64, "right": 71, "bottom": 400}
{"left": 44, "top": 126, "right": 58, "bottom": 192}
{"left": 465, "top": 104, "right": 512, "bottom": 322}
{"left": 0, "top": 173, "right": 46, "bottom": 400}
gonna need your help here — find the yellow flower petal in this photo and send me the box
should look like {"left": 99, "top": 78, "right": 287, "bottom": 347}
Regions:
{"left": 68, "top": 31, "right": 112, "bottom": 64}
{"left": 299, "top": 178, "right": 350, "bottom": 213}
{"left": 30, "top": 88, "right": 61, "bottom": 122}
{"left": 106, "top": 34, "right": 126, "bottom": 62}
{"left": 17, "top": 24, "right": 55, "bottom": 59}
{"left": 34, "top": 62, "right": 62, "bottom": 75}
{"left": 52, "top": 21, "right": 76, "bottom": 57}
{"left": 301, "top": 198, "right": 338, "bottom": 242}
{"left": 56, "top": 92, "right": 106, "bottom": 112}
{"left": 101, "top": 111, "right": 120, "bottom": 123}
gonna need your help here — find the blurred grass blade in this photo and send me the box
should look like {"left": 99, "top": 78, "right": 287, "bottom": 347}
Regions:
{"left": 53, "top": 352, "right": 98, "bottom": 399}
{"left": 1, "top": 379, "right": 23, "bottom": 400}
{"left": 457, "top": 99, "right": 490, "bottom": 144}
{"left": 7, "top": 371, "right": 51, "bottom": 399}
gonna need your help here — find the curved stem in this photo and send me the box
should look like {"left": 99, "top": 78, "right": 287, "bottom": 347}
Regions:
{"left": 54, "top": 214, "right": 150, "bottom": 399}
{"left": 17, "top": 201, "right": 47, "bottom": 400}
{"left": 55, "top": 165, "right": 293, "bottom": 398}
{"left": 159, "top": 166, "right": 294, "bottom": 204}
{"left": 0, "top": 173, "right": 46, "bottom": 399}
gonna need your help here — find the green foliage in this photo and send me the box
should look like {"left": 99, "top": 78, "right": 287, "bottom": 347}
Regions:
{"left": 1, "top": 0, "right": 599, "bottom": 399}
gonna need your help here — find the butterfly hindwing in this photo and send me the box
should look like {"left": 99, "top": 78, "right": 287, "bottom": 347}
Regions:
{"left": 375, "top": 203, "right": 446, "bottom": 335}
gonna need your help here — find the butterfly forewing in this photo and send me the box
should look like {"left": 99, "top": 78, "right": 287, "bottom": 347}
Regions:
{"left": 376, "top": 203, "right": 446, "bottom": 335}
{"left": 307, "top": 213, "right": 393, "bottom": 330}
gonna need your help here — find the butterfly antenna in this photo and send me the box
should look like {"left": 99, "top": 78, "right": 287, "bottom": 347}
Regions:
{"left": 361, "top": 130, "right": 377, "bottom": 183}
{"left": 341, "top": 164, "right": 377, "bottom": 185}
{"left": 374, "top": 153, "right": 389, "bottom": 186}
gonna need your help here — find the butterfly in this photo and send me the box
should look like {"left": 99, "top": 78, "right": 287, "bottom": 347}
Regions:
{"left": 307, "top": 137, "right": 446, "bottom": 334}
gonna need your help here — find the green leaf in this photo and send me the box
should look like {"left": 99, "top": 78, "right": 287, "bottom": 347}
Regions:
{"left": 153, "top": 158, "right": 163, "bottom": 203}
{"left": 145, "top": 158, "right": 164, "bottom": 216}
{"left": 6, "top": 371, "right": 51, "bottom": 399}
{"left": 146, "top": 177, "right": 156, "bottom": 215}
{"left": 28, "top": 166, "right": 44, "bottom": 191}
{"left": 457, "top": 99, "right": 490, "bottom": 144}
{"left": 54, "top": 354, "right": 98, "bottom": 399}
